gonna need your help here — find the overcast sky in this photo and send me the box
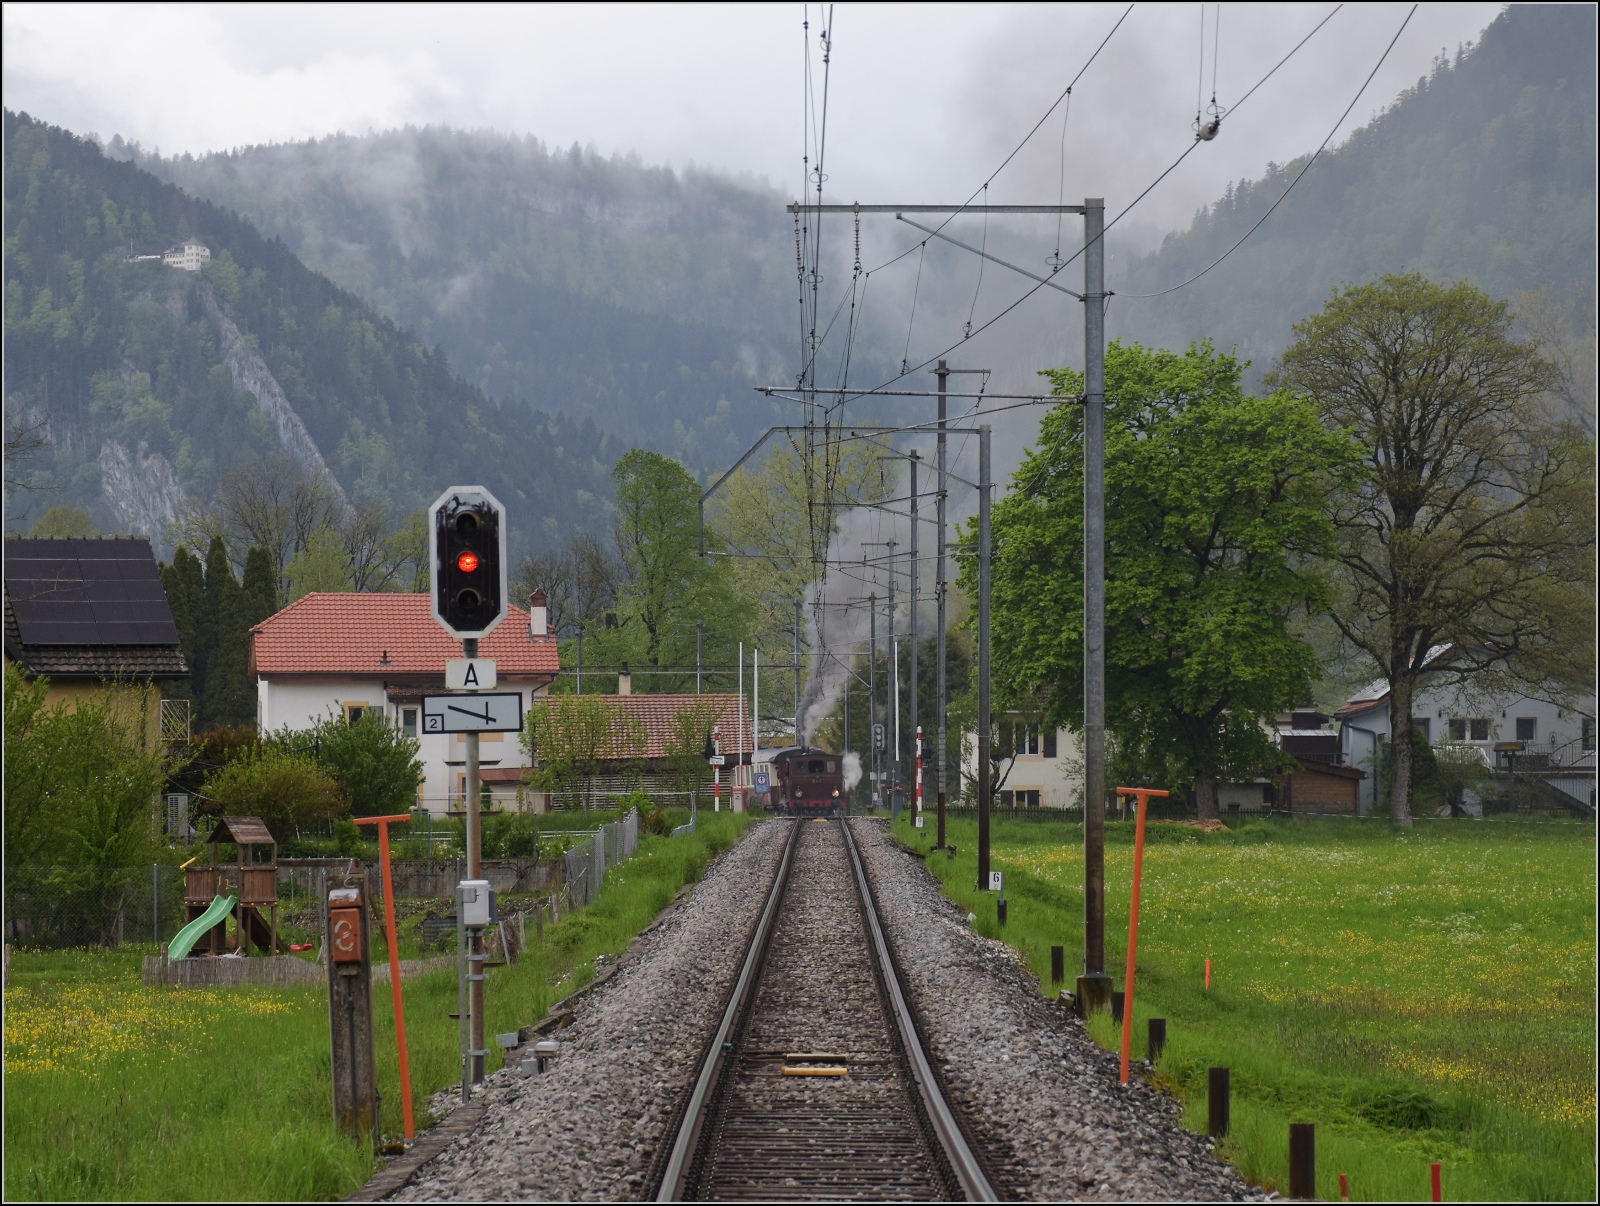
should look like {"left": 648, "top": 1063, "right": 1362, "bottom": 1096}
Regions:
{"left": 6, "top": 2, "right": 1504, "bottom": 247}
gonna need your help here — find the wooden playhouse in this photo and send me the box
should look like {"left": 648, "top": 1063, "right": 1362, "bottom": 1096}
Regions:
{"left": 182, "top": 815, "right": 285, "bottom": 955}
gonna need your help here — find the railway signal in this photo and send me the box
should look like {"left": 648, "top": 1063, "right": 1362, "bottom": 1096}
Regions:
{"left": 427, "top": 484, "right": 510, "bottom": 1089}
{"left": 429, "top": 486, "right": 508, "bottom": 638}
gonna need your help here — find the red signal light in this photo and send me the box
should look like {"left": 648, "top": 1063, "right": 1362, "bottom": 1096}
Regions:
{"left": 456, "top": 551, "right": 480, "bottom": 573}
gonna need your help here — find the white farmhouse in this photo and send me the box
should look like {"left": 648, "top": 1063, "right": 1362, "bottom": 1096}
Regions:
{"left": 1335, "top": 646, "right": 1595, "bottom": 813}
{"left": 249, "top": 592, "right": 558, "bottom": 814}
{"left": 163, "top": 237, "right": 211, "bottom": 271}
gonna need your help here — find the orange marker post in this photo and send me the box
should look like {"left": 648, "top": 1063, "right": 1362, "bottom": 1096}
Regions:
{"left": 1430, "top": 1162, "right": 1442, "bottom": 1202}
{"left": 1339, "top": 1173, "right": 1350, "bottom": 1201}
{"left": 1205, "top": 957, "right": 1211, "bottom": 991}
{"left": 354, "top": 813, "right": 415, "bottom": 1140}
{"left": 1115, "top": 786, "right": 1168, "bottom": 1085}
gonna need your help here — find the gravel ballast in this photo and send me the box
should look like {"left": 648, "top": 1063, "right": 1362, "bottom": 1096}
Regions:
{"left": 849, "top": 817, "right": 1258, "bottom": 1202}
{"left": 392, "top": 819, "right": 790, "bottom": 1203}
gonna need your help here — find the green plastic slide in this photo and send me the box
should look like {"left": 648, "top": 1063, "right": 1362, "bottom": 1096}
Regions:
{"left": 167, "top": 894, "right": 236, "bottom": 960}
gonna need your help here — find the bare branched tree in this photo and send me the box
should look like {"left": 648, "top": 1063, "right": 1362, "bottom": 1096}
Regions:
{"left": 215, "top": 453, "right": 340, "bottom": 585}
{"left": 514, "top": 530, "right": 622, "bottom": 637}
{"left": 4, "top": 410, "right": 52, "bottom": 494}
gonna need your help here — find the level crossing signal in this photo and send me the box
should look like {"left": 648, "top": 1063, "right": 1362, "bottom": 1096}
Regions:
{"left": 429, "top": 486, "right": 508, "bottom": 638}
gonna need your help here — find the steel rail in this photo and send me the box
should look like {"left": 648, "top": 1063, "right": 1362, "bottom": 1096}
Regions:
{"left": 653, "top": 819, "right": 800, "bottom": 1202}
{"left": 841, "top": 820, "right": 999, "bottom": 1203}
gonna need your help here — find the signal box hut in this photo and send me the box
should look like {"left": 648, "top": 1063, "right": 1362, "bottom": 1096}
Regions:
{"left": 183, "top": 816, "right": 282, "bottom": 955}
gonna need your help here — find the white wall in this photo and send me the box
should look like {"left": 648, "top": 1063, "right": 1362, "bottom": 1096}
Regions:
{"left": 959, "top": 724, "right": 1084, "bottom": 809}
{"left": 1340, "top": 676, "right": 1595, "bottom": 810}
{"left": 257, "top": 674, "right": 547, "bottom": 815}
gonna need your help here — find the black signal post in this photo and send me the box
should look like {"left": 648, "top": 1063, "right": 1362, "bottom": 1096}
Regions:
{"left": 428, "top": 485, "right": 508, "bottom": 1083}
{"left": 432, "top": 491, "right": 506, "bottom": 638}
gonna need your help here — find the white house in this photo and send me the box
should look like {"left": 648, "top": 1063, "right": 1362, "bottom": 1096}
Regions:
{"left": 249, "top": 592, "right": 559, "bottom": 814}
{"left": 1335, "top": 646, "right": 1596, "bottom": 812}
{"left": 959, "top": 715, "right": 1084, "bottom": 809}
{"left": 163, "top": 237, "right": 211, "bottom": 271}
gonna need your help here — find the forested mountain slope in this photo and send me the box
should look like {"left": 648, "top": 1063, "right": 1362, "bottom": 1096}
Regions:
{"left": 129, "top": 127, "right": 845, "bottom": 470}
{"left": 3, "top": 111, "right": 615, "bottom": 556}
{"left": 1110, "top": 4, "right": 1596, "bottom": 372}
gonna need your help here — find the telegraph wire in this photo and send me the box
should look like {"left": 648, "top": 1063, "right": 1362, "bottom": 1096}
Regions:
{"left": 1122, "top": 2, "right": 1415, "bottom": 299}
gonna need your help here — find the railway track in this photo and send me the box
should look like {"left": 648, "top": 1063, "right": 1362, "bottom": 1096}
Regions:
{"left": 649, "top": 818, "right": 998, "bottom": 1202}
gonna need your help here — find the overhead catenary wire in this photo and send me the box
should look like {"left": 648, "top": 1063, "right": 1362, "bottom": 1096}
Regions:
{"left": 855, "top": 0, "right": 1353, "bottom": 389}
{"left": 1122, "top": 2, "right": 1416, "bottom": 299}
{"left": 859, "top": 2, "right": 1135, "bottom": 279}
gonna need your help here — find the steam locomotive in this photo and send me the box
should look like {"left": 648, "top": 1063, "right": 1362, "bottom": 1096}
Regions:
{"left": 763, "top": 746, "right": 846, "bottom": 816}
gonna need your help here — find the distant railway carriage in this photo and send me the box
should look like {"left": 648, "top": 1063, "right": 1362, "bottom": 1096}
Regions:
{"left": 766, "top": 746, "right": 845, "bottom": 816}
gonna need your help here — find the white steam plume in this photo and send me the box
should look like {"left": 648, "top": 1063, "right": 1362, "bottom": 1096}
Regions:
{"left": 841, "top": 751, "right": 862, "bottom": 791}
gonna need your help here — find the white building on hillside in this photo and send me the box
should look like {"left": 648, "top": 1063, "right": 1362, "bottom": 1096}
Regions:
{"left": 249, "top": 592, "right": 559, "bottom": 814}
{"left": 163, "top": 237, "right": 211, "bottom": 271}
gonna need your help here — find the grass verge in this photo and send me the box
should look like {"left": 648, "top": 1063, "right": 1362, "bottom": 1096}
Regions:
{"left": 894, "top": 811, "right": 1595, "bottom": 1202}
{"left": 3, "top": 809, "right": 755, "bottom": 1201}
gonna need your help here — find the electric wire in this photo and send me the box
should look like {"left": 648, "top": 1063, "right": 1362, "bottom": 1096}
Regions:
{"left": 854, "top": 0, "right": 1350, "bottom": 387}
{"left": 964, "top": 186, "right": 989, "bottom": 338}
{"left": 1226, "top": 5, "right": 1343, "bottom": 120}
{"left": 1121, "top": 2, "right": 1416, "bottom": 299}
{"left": 1211, "top": 3, "right": 1222, "bottom": 111}
{"left": 859, "top": 2, "right": 1135, "bottom": 278}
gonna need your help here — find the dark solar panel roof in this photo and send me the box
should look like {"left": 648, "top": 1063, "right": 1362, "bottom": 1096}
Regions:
{"left": 4, "top": 537, "right": 181, "bottom": 646}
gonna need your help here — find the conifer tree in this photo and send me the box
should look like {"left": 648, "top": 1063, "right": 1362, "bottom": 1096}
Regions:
{"left": 203, "top": 535, "right": 254, "bottom": 728}
{"left": 160, "top": 545, "right": 212, "bottom": 711}
{"left": 242, "top": 545, "right": 279, "bottom": 624}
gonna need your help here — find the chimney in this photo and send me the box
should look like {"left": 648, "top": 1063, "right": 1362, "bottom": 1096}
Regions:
{"left": 528, "top": 590, "right": 547, "bottom": 638}
{"left": 617, "top": 663, "right": 631, "bottom": 696}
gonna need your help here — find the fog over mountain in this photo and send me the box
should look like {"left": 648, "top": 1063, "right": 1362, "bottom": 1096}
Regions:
{"left": 6, "top": 4, "right": 1591, "bottom": 556}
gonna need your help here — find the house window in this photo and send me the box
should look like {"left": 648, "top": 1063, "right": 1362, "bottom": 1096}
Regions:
{"left": 343, "top": 702, "right": 369, "bottom": 726}
{"left": 1010, "top": 722, "right": 1039, "bottom": 755}
{"left": 1583, "top": 718, "right": 1595, "bottom": 752}
{"left": 401, "top": 708, "right": 418, "bottom": 737}
{"left": 1516, "top": 717, "right": 1537, "bottom": 742}
{"left": 1449, "top": 718, "right": 1467, "bottom": 742}
{"left": 1471, "top": 718, "right": 1489, "bottom": 741}
{"left": 1043, "top": 729, "right": 1058, "bottom": 758}
{"left": 1016, "top": 789, "right": 1041, "bottom": 808}
{"left": 1412, "top": 718, "right": 1430, "bottom": 741}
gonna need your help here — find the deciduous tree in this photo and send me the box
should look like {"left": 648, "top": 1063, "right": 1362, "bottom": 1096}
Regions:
{"left": 1273, "top": 274, "right": 1592, "bottom": 825}
{"left": 977, "top": 341, "right": 1357, "bottom": 819}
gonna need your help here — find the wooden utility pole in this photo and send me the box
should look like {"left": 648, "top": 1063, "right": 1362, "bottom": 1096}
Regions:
{"left": 326, "top": 883, "right": 377, "bottom": 1137}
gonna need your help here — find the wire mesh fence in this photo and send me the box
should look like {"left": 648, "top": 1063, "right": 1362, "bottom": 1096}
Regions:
{"left": 5, "top": 865, "right": 187, "bottom": 950}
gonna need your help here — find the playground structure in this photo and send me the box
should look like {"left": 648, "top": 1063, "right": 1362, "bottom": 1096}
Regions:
{"left": 172, "top": 816, "right": 285, "bottom": 958}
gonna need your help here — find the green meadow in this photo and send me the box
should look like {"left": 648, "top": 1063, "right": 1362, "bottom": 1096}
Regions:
{"left": 3, "top": 810, "right": 753, "bottom": 1202}
{"left": 894, "top": 811, "right": 1597, "bottom": 1202}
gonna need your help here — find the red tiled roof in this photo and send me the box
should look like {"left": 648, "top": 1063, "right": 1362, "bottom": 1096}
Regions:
{"left": 529, "top": 693, "right": 754, "bottom": 761}
{"left": 250, "top": 593, "right": 558, "bottom": 679}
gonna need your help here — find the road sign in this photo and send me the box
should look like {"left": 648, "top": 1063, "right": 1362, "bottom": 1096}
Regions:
{"left": 708, "top": 755, "right": 726, "bottom": 766}
{"left": 753, "top": 771, "right": 770, "bottom": 791}
{"left": 445, "top": 657, "right": 497, "bottom": 690}
{"left": 429, "top": 486, "right": 508, "bottom": 638}
{"left": 421, "top": 693, "right": 523, "bottom": 734}
{"left": 988, "top": 871, "right": 1003, "bottom": 892}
